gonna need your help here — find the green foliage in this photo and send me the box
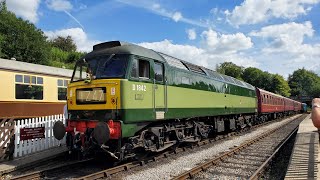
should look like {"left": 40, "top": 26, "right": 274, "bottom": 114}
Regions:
{"left": 241, "top": 67, "right": 267, "bottom": 89}
{"left": 271, "top": 74, "right": 291, "bottom": 97}
{"left": 49, "top": 47, "right": 69, "bottom": 62}
{"left": 66, "top": 51, "right": 84, "bottom": 63}
{"left": 50, "top": 36, "right": 77, "bottom": 52}
{"left": 0, "top": 33, "right": 4, "bottom": 57}
{"left": 288, "top": 68, "right": 320, "bottom": 98}
{"left": 222, "top": 66, "right": 291, "bottom": 97}
{"left": 48, "top": 47, "right": 85, "bottom": 69}
{"left": 0, "top": 2, "right": 50, "bottom": 64}
{"left": 216, "top": 62, "right": 243, "bottom": 80}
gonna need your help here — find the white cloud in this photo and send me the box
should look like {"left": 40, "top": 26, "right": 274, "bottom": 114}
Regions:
{"left": 186, "top": 29, "right": 197, "bottom": 40}
{"left": 46, "top": 0, "right": 84, "bottom": 29}
{"left": 6, "top": 0, "right": 40, "bottom": 23}
{"left": 116, "top": 0, "right": 208, "bottom": 27}
{"left": 249, "top": 21, "right": 319, "bottom": 55}
{"left": 202, "top": 29, "right": 253, "bottom": 54}
{"left": 44, "top": 28, "right": 100, "bottom": 52}
{"left": 226, "top": 0, "right": 320, "bottom": 26}
{"left": 46, "top": 0, "right": 73, "bottom": 11}
{"left": 138, "top": 39, "right": 258, "bottom": 70}
{"left": 248, "top": 21, "right": 320, "bottom": 77}
{"left": 172, "top": 12, "right": 182, "bottom": 22}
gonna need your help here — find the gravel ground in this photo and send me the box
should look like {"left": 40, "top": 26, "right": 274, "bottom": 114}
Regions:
{"left": 122, "top": 115, "right": 301, "bottom": 180}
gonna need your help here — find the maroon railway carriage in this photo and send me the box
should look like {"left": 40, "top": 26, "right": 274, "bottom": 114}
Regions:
{"left": 293, "top": 100, "right": 302, "bottom": 112}
{"left": 284, "top": 97, "right": 294, "bottom": 112}
{"left": 256, "top": 88, "right": 285, "bottom": 114}
{"left": 256, "top": 88, "right": 302, "bottom": 120}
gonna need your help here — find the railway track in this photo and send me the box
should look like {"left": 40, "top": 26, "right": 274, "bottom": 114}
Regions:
{"left": 8, "top": 114, "right": 303, "bottom": 180}
{"left": 172, "top": 114, "right": 306, "bottom": 180}
{"left": 9, "top": 158, "right": 98, "bottom": 180}
{"left": 74, "top": 114, "right": 303, "bottom": 180}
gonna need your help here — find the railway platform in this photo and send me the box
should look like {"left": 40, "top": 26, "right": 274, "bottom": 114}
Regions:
{"left": 0, "top": 145, "right": 67, "bottom": 175}
{"left": 285, "top": 113, "right": 320, "bottom": 179}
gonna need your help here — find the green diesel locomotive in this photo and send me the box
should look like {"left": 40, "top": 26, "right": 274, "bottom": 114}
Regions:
{"left": 53, "top": 41, "right": 259, "bottom": 160}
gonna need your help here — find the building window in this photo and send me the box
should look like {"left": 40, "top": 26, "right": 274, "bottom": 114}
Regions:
{"left": 58, "top": 79, "right": 69, "bottom": 100}
{"left": 15, "top": 74, "right": 43, "bottom": 100}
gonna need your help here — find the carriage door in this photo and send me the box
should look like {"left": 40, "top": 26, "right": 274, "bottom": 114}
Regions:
{"left": 153, "top": 61, "right": 166, "bottom": 119}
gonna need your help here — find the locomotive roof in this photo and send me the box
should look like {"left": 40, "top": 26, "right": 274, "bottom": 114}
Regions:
{"left": 88, "top": 41, "right": 255, "bottom": 90}
{"left": 85, "top": 41, "right": 165, "bottom": 62}
{"left": 257, "top": 88, "right": 284, "bottom": 98}
{"left": 0, "top": 58, "right": 73, "bottom": 78}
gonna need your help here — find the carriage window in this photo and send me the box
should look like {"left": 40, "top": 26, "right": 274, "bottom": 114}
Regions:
{"left": 154, "top": 62, "right": 164, "bottom": 82}
{"left": 64, "top": 80, "right": 69, "bottom": 86}
{"left": 15, "top": 75, "right": 23, "bottom": 82}
{"left": 32, "top": 76, "right": 36, "bottom": 84}
{"left": 16, "top": 85, "right": 43, "bottom": 100}
{"left": 58, "top": 79, "right": 64, "bottom": 86}
{"left": 37, "top": 77, "right": 43, "bottom": 84}
{"left": 15, "top": 74, "right": 43, "bottom": 100}
{"left": 57, "top": 79, "right": 68, "bottom": 100}
{"left": 24, "top": 75, "right": 30, "bottom": 83}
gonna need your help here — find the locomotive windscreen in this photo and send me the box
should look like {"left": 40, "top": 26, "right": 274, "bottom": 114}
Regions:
{"left": 71, "top": 54, "right": 129, "bottom": 82}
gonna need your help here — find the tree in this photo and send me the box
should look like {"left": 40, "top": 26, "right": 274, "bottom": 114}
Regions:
{"left": 271, "top": 74, "right": 291, "bottom": 97}
{"left": 50, "top": 36, "right": 77, "bottom": 52}
{"left": 216, "top": 62, "right": 243, "bottom": 80}
{"left": 0, "top": 33, "right": 4, "bottom": 57}
{"left": 0, "top": 1, "right": 50, "bottom": 64}
{"left": 242, "top": 67, "right": 263, "bottom": 88}
{"left": 288, "top": 68, "right": 320, "bottom": 98}
{"left": 66, "top": 51, "right": 84, "bottom": 63}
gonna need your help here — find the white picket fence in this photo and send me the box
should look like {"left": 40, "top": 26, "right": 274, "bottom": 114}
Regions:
{"left": 14, "top": 114, "right": 66, "bottom": 158}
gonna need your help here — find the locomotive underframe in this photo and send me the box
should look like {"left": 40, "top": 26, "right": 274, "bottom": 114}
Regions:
{"left": 65, "top": 112, "right": 270, "bottom": 161}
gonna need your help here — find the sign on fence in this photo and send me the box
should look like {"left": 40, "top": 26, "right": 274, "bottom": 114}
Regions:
{"left": 14, "top": 114, "right": 66, "bottom": 158}
{"left": 20, "top": 127, "right": 45, "bottom": 140}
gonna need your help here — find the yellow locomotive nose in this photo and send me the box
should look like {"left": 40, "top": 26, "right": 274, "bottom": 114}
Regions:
{"left": 67, "top": 79, "right": 121, "bottom": 111}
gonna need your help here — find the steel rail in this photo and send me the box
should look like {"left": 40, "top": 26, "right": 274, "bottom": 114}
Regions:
{"left": 249, "top": 126, "right": 299, "bottom": 180}
{"left": 171, "top": 114, "right": 304, "bottom": 180}
{"left": 10, "top": 158, "right": 94, "bottom": 180}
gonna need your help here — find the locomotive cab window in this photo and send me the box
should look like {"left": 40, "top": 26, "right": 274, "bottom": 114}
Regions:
{"left": 154, "top": 62, "right": 164, "bottom": 82}
{"left": 130, "top": 59, "right": 150, "bottom": 80}
{"left": 71, "top": 54, "right": 129, "bottom": 82}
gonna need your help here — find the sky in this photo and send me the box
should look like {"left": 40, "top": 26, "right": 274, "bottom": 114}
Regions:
{"left": 5, "top": 0, "right": 320, "bottom": 78}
